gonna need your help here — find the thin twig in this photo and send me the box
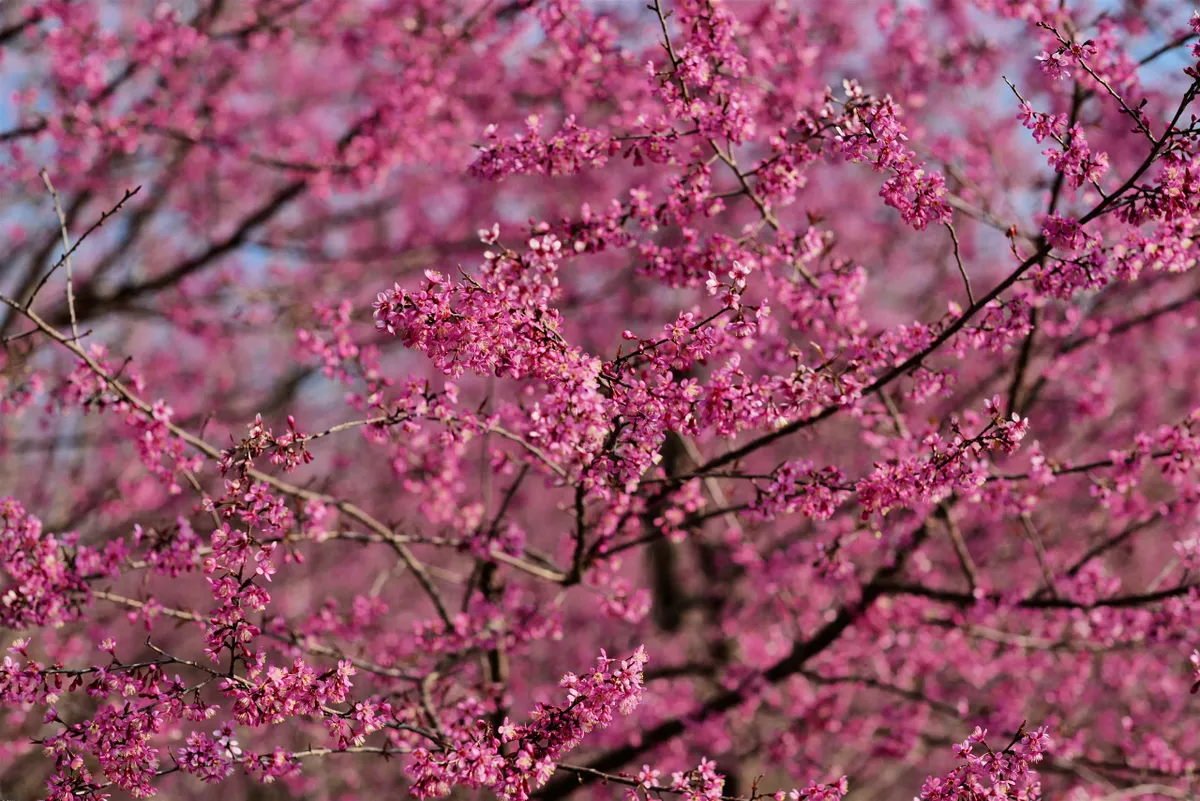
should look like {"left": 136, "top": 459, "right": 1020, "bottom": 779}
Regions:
{"left": 944, "top": 222, "right": 975, "bottom": 306}
{"left": 1019, "top": 513, "right": 1059, "bottom": 599}
{"left": 38, "top": 170, "right": 82, "bottom": 342}
{"left": 938, "top": 503, "right": 979, "bottom": 595}
{"left": 26, "top": 185, "right": 141, "bottom": 313}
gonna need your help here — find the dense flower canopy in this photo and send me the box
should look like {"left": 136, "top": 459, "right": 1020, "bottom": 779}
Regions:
{"left": 2, "top": 0, "right": 1200, "bottom": 799}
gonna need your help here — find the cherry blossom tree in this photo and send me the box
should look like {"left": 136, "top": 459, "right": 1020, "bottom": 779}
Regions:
{"left": 1, "top": 0, "right": 1200, "bottom": 799}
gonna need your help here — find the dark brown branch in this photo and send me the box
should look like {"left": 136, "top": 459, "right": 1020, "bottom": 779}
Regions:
{"left": 535, "top": 525, "right": 930, "bottom": 801}
{"left": 881, "top": 580, "right": 1197, "bottom": 609}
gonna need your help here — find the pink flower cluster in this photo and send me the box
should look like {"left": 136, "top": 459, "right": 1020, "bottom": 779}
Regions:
{"left": 408, "top": 648, "right": 648, "bottom": 801}
{"left": 0, "top": 500, "right": 123, "bottom": 629}
{"left": 918, "top": 726, "right": 1051, "bottom": 801}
